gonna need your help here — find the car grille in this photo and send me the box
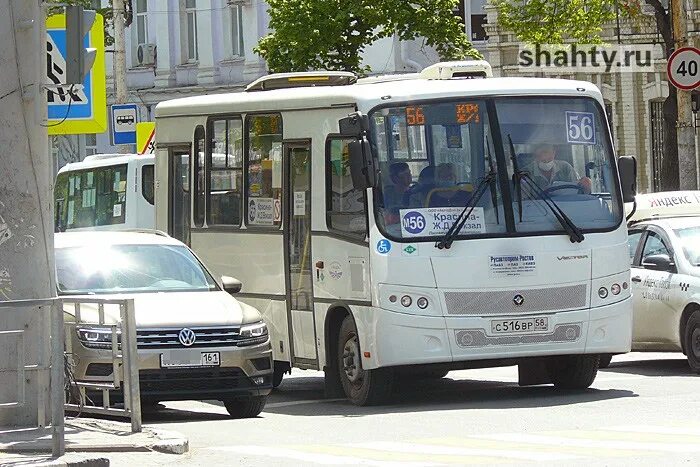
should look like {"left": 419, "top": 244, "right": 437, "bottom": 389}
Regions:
{"left": 138, "top": 368, "right": 251, "bottom": 395}
{"left": 137, "top": 327, "right": 240, "bottom": 349}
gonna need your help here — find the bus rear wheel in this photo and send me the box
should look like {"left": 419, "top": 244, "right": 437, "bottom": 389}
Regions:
{"left": 337, "top": 316, "right": 393, "bottom": 406}
{"left": 546, "top": 355, "right": 599, "bottom": 389}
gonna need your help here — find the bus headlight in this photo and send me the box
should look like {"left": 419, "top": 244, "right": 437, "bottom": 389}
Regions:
{"left": 611, "top": 284, "right": 621, "bottom": 295}
{"left": 598, "top": 287, "right": 609, "bottom": 299}
{"left": 400, "top": 295, "right": 412, "bottom": 307}
{"left": 416, "top": 297, "right": 429, "bottom": 309}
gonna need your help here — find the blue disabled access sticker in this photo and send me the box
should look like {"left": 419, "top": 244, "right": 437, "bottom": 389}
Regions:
{"left": 376, "top": 239, "right": 392, "bottom": 254}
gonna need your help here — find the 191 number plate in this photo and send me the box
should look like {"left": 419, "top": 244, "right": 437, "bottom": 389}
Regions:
{"left": 491, "top": 317, "right": 548, "bottom": 334}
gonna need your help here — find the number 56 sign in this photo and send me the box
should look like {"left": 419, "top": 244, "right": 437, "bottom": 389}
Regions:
{"left": 668, "top": 47, "right": 700, "bottom": 90}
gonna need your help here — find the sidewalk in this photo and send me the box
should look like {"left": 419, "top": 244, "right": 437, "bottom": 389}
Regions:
{"left": 0, "top": 418, "right": 188, "bottom": 466}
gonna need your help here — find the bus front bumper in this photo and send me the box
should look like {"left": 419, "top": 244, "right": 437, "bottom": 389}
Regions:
{"left": 361, "top": 297, "right": 632, "bottom": 370}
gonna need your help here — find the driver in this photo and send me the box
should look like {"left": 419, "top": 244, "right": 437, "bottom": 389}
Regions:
{"left": 528, "top": 143, "right": 592, "bottom": 194}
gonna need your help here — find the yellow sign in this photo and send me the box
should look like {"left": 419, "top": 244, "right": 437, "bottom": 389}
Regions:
{"left": 137, "top": 122, "right": 156, "bottom": 154}
{"left": 46, "top": 14, "right": 107, "bottom": 135}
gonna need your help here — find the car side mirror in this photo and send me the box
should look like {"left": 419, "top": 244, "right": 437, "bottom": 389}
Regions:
{"left": 641, "top": 254, "right": 675, "bottom": 272}
{"left": 617, "top": 155, "right": 637, "bottom": 203}
{"left": 221, "top": 276, "right": 242, "bottom": 294}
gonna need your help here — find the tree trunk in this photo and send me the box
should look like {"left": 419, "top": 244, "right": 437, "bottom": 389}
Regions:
{"left": 661, "top": 86, "right": 680, "bottom": 191}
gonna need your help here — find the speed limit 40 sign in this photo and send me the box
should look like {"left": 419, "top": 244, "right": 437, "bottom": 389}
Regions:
{"left": 668, "top": 47, "right": 700, "bottom": 90}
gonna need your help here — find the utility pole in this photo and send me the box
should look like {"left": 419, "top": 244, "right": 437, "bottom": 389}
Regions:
{"left": 113, "top": 0, "right": 129, "bottom": 154}
{"left": 671, "top": 0, "right": 698, "bottom": 189}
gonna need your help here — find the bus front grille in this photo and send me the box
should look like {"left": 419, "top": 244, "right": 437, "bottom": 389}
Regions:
{"left": 455, "top": 323, "right": 582, "bottom": 348}
{"left": 444, "top": 284, "right": 588, "bottom": 315}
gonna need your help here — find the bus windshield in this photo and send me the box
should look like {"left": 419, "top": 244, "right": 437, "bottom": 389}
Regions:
{"left": 370, "top": 97, "right": 622, "bottom": 241}
{"left": 55, "top": 164, "right": 128, "bottom": 230}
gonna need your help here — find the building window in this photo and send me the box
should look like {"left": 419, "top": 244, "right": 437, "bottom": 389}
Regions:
{"left": 84, "top": 133, "right": 97, "bottom": 157}
{"left": 230, "top": 4, "right": 244, "bottom": 57}
{"left": 186, "top": 0, "right": 198, "bottom": 61}
{"left": 245, "top": 114, "right": 282, "bottom": 228}
{"left": 136, "top": 0, "right": 148, "bottom": 45}
{"left": 193, "top": 125, "right": 205, "bottom": 227}
{"left": 208, "top": 118, "right": 243, "bottom": 226}
{"left": 326, "top": 138, "right": 367, "bottom": 237}
{"left": 469, "top": 0, "right": 487, "bottom": 42}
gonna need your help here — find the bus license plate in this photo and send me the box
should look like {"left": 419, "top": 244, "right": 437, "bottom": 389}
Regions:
{"left": 491, "top": 317, "right": 548, "bottom": 334}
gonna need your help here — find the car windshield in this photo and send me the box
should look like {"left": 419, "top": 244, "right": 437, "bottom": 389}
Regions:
{"left": 674, "top": 226, "right": 700, "bottom": 265}
{"left": 56, "top": 244, "right": 218, "bottom": 295}
{"left": 370, "top": 97, "right": 622, "bottom": 240}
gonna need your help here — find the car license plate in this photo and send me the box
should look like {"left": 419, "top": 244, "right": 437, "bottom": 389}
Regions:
{"left": 491, "top": 317, "right": 548, "bottom": 334}
{"left": 160, "top": 350, "right": 220, "bottom": 368}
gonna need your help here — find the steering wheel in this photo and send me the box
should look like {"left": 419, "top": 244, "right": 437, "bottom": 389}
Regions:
{"left": 542, "top": 184, "right": 584, "bottom": 196}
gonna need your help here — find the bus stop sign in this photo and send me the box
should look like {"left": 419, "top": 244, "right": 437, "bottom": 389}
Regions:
{"left": 667, "top": 47, "right": 700, "bottom": 90}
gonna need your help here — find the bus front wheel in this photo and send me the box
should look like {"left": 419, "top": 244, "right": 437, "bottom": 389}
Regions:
{"left": 337, "top": 316, "right": 393, "bottom": 406}
{"left": 546, "top": 355, "right": 599, "bottom": 389}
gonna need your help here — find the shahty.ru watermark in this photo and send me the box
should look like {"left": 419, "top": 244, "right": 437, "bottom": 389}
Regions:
{"left": 518, "top": 44, "right": 659, "bottom": 73}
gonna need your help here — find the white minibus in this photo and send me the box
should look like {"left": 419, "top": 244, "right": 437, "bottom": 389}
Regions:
{"left": 154, "top": 62, "right": 637, "bottom": 405}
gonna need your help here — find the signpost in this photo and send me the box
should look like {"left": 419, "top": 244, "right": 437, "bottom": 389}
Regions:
{"left": 667, "top": 47, "right": 700, "bottom": 91}
{"left": 136, "top": 122, "right": 156, "bottom": 155}
{"left": 110, "top": 104, "right": 138, "bottom": 145}
{"left": 46, "top": 13, "right": 106, "bottom": 135}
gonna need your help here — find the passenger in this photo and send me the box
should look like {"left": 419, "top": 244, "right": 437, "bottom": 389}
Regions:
{"left": 382, "top": 161, "right": 412, "bottom": 224}
{"left": 405, "top": 165, "right": 436, "bottom": 206}
{"left": 528, "top": 143, "right": 592, "bottom": 193}
{"left": 427, "top": 163, "right": 471, "bottom": 207}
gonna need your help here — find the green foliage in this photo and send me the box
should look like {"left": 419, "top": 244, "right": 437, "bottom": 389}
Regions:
{"left": 47, "top": 0, "right": 116, "bottom": 46}
{"left": 493, "top": 0, "right": 643, "bottom": 45}
{"left": 255, "top": 0, "right": 482, "bottom": 74}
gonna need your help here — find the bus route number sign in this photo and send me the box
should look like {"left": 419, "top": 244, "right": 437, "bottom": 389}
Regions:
{"left": 405, "top": 103, "right": 480, "bottom": 126}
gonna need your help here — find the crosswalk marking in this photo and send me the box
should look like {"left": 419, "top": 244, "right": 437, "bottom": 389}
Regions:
{"left": 208, "top": 425, "right": 700, "bottom": 465}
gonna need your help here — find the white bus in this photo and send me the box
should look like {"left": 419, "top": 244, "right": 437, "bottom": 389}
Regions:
{"left": 55, "top": 153, "right": 155, "bottom": 232}
{"left": 154, "top": 62, "right": 638, "bottom": 405}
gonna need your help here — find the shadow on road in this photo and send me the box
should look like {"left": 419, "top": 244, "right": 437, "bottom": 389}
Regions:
{"left": 601, "top": 357, "right": 696, "bottom": 377}
{"left": 191, "top": 373, "right": 637, "bottom": 418}
{"left": 141, "top": 404, "right": 230, "bottom": 423}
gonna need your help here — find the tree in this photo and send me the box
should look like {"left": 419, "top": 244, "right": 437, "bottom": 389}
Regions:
{"left": 494, "top": 0, "right": 680, "bottom": 190}
{"left": 255, "top": 0, "right": 482, "bottom": 75}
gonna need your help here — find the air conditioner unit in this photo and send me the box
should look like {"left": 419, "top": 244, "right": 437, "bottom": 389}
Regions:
{"left": 137, "top": 43, "right": 156, "bottom": 66}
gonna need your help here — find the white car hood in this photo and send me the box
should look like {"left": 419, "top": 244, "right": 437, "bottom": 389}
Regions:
{"left": 63, "top": 291, "right": 261, "bottom": 328}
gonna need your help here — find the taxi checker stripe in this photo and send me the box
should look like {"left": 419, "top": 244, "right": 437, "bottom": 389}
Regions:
{"left": 680, "top": 282, "right": 690, "bottom": 292}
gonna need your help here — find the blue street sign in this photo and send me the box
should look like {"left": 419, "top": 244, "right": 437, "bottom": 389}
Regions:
{"left": 110, "top": 104, "right": 138, "bottom": 145}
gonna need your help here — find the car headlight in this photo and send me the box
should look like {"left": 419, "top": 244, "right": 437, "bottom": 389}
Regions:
{"left": 238, "top": 322, "right": 268, "bottom": 346}
{"left": 76, "top": 327, "right": 120, "bottom": 350}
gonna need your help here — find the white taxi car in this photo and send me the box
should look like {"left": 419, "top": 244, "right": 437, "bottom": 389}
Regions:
{"left": 604, "top": 191, "right": 700, "bottom": 373}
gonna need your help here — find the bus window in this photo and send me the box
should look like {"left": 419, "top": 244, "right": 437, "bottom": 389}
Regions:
{"left": 326, "top": 138, "right": 366, "bottom": 237}
{"left": 193, "top": 126, "right": 205, "bottom": 227}
{"left": 141, "top": 164, "right": 155, "bottom": 205}
{"left": 208, "top": 118, "right": 243, "bottom": 226}
{"left": 56, "top": 164, "right": 128, "bottom": 229}
{"left": 245, "top": 114, "right": 282, "bottom": 228}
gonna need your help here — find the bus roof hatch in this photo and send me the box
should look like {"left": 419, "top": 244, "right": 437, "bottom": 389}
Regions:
{"left": 419, "top": 60, "right": 493, "bottom": 80}
{"left": 245, "top": 71, "right": 358, "bottom": 92}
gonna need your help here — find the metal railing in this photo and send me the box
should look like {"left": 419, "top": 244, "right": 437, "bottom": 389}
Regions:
{"left": 62, "top": 297, "right": 141, "bottom": 433}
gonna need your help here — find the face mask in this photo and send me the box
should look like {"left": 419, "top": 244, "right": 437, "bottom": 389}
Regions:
{"left": 538, "top": 160, "right": 555, "bottom": 171}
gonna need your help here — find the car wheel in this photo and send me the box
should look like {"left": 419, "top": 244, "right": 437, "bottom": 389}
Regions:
{"left": 684, "top": 310, "right": 700, "bottom": 374}
{"left": 546, "top": 355, "right": 599, "bottom": 389}
{"left": 337, "top": 316, "right": 393, "bottom": 406}
{"left": 223, "top": 396, "right": 267, "bottom": 419}
{"left": 598, "top": 354, "right": 613, "bottom": 369}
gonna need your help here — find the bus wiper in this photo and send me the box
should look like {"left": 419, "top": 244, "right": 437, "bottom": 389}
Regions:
{"left": 507, "top": 135, "right": 584, "bottom": 243}
{"left": 435, "top": 171, "right": 497, "bottom": 250}
{"left": 485, "top": 136, "right": 500, "bottom": 224}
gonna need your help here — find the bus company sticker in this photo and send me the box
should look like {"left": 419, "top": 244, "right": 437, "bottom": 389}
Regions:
{"left": 113, "top": 203, "right": 122, "bottom": 217}
{"left": 376, "top": 239, "right": 391, "bottom": 255}
{"left": 248, "top": 198, "right": 275, "bottom": 225}
{"left": 294, "top": 191, "right": 305, "bottom": 216}
{"left": 565, "top": 111, "right": 596, "bottom": 145}
{"left": 402, "top": 244, "right": 419, "bottom": 256}
{"left": 328, "top": 261, "right": 343, "bottom": 280}
{"left": 400, "top": 207, "right": 486, "bottom": 238}
{"left": 489, "top": 254, "right": 537, "bottom": 277}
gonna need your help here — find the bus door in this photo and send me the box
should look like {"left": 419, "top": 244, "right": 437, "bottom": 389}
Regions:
{"left": 284, "top": 141, "right": 319, "bottom": 367}
{"left": 168, "top": 146, "right": 191, "bottom": 245}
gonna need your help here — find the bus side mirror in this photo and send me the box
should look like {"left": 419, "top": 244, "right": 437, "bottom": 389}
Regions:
{"left": 221, "top": 276, "right": 242, "bottom": 295}
{"left": 618, "top": 155, "right": 637, "bottom": 203}
{"left": 348, "top": 139, "right": 376, "bottom": 190}
{"left": 339, "top": 112, "right": 369, "bottom": 137}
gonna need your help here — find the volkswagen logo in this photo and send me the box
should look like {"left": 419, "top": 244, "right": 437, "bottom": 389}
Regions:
{"left": 513, "top": 294, "right": 525, "bottom": 306}
{"left": 178, "top": 328, "right": 196, "bottom": 347}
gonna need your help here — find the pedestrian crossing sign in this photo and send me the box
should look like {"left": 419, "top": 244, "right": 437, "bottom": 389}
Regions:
{"left": 137, "top": 122, "right": 156, "bottom": 154}
{"left": 46, "top": 13, "right": 107, "bottom": 135}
